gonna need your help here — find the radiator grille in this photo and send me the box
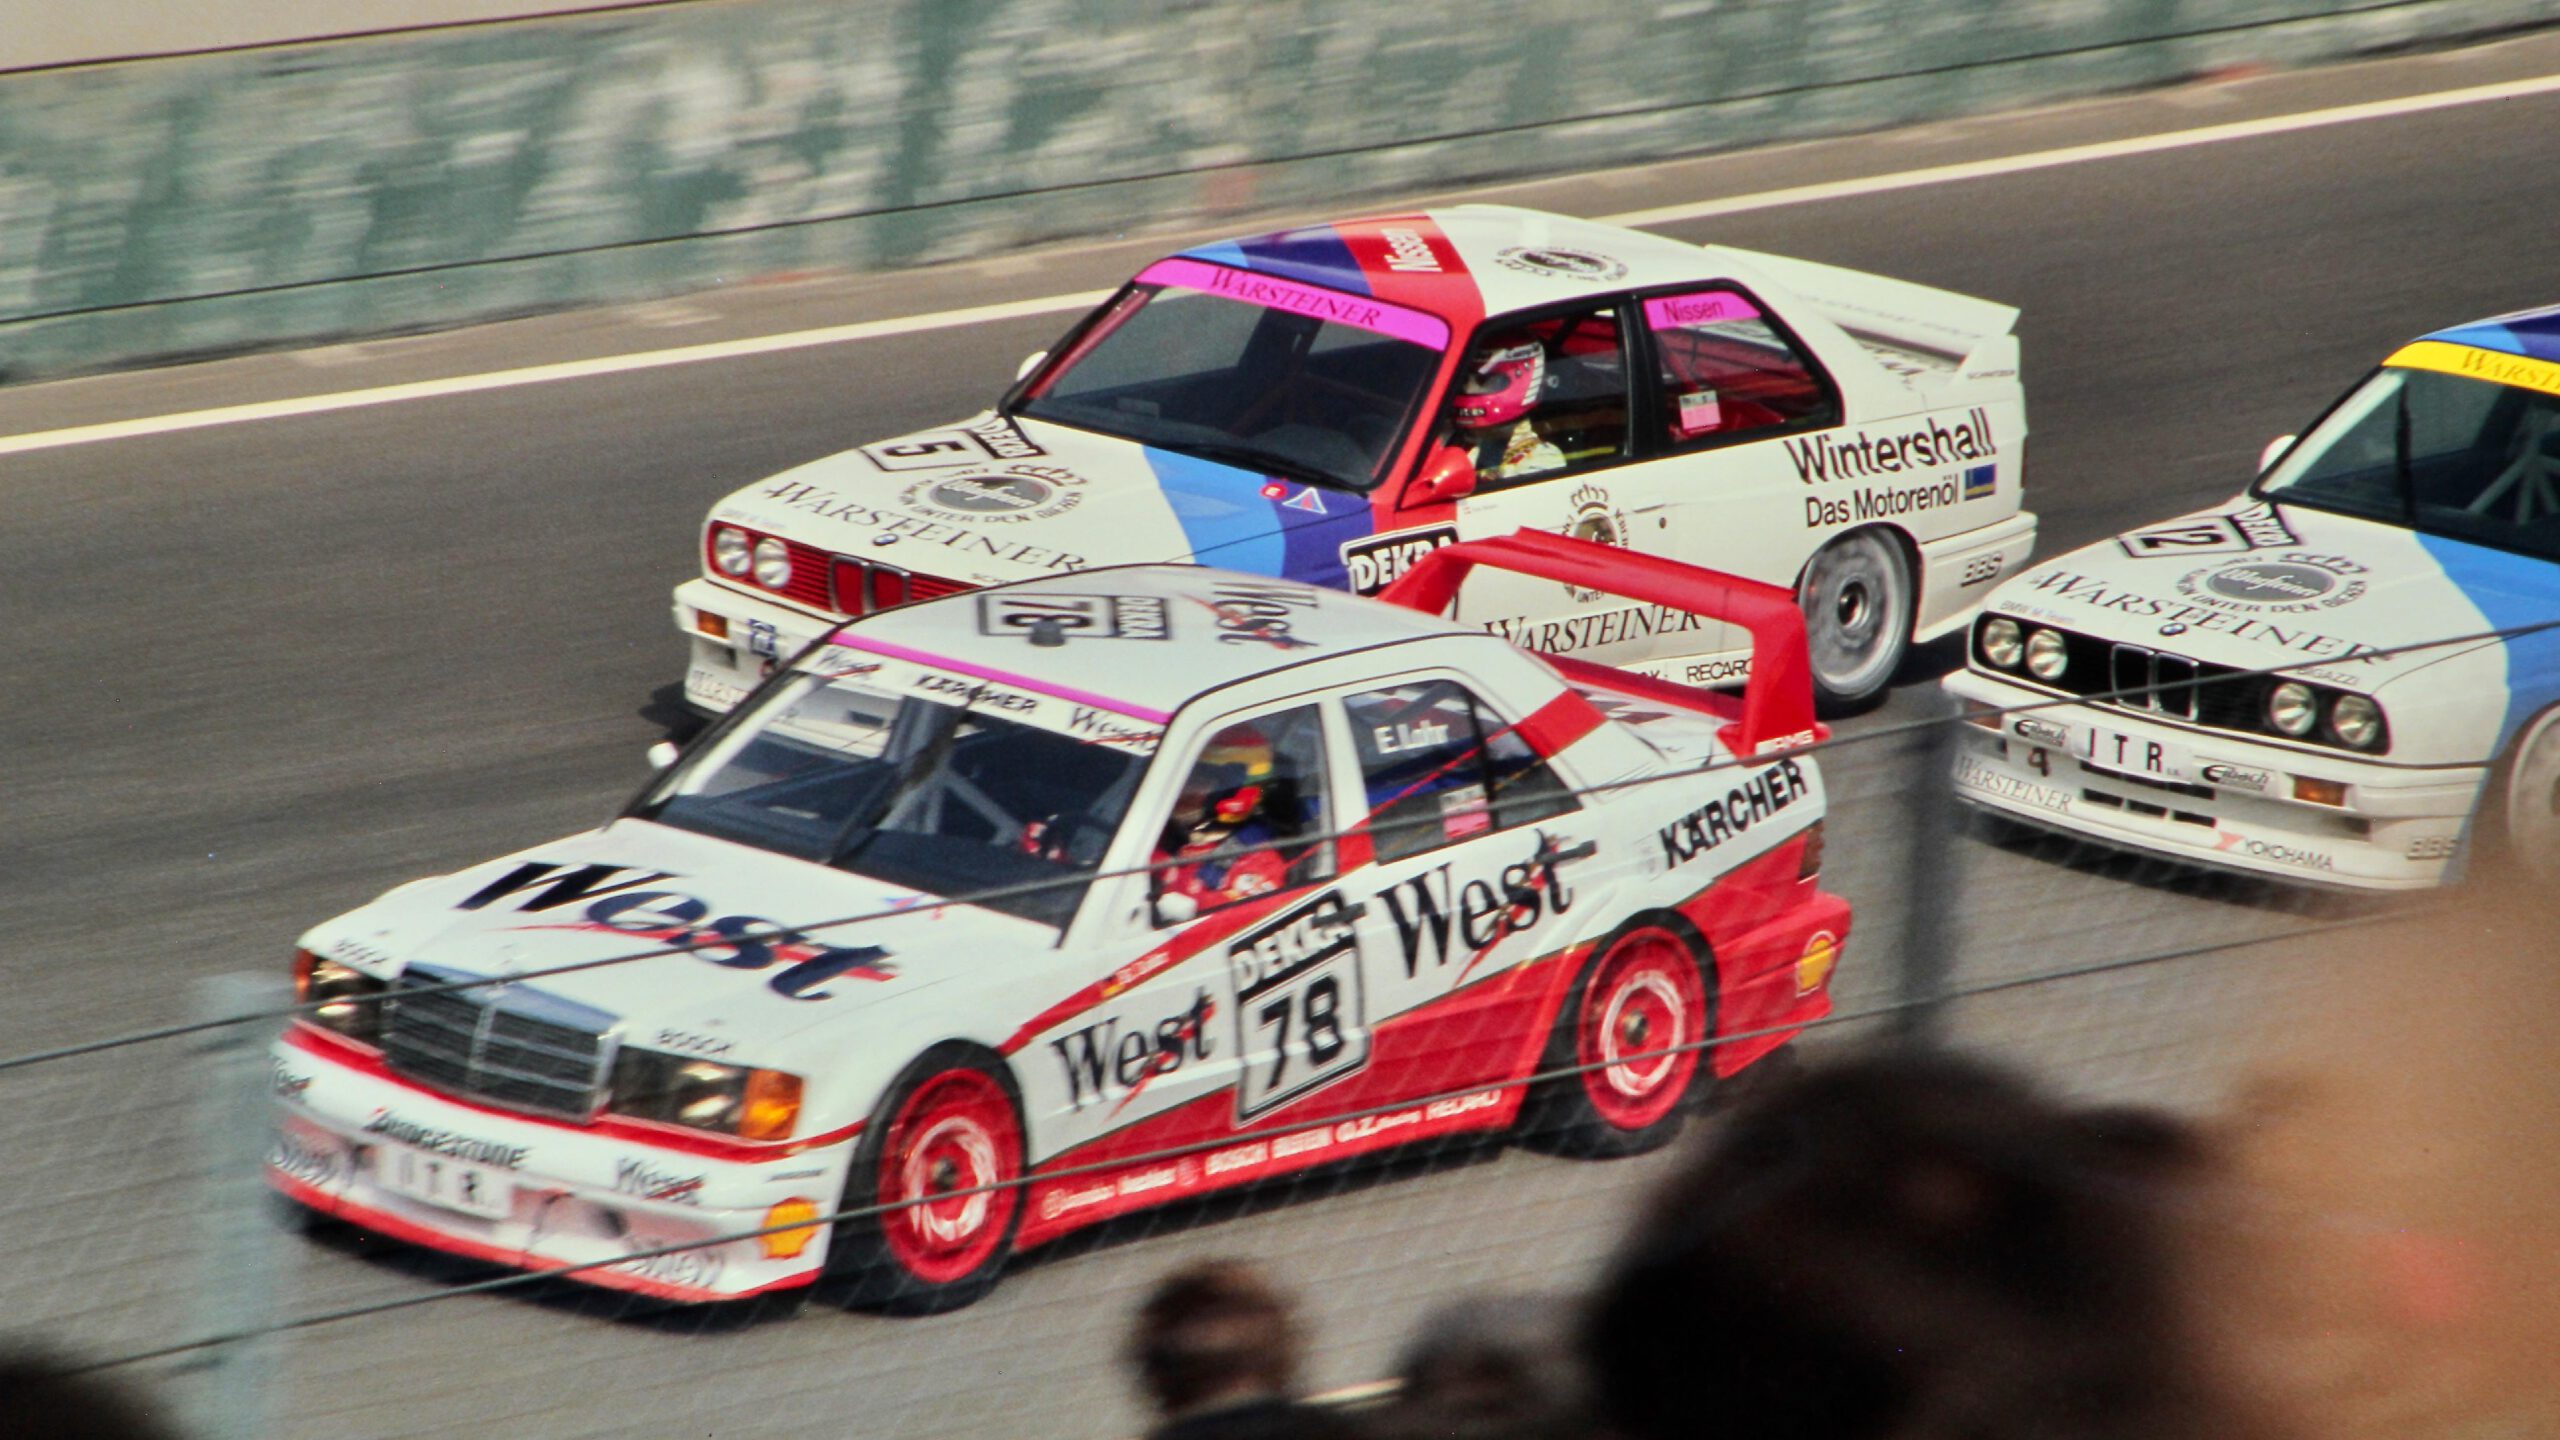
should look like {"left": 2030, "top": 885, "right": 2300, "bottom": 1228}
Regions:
{"left": 381, "top": 967, "right": 614, "bottom": 1120}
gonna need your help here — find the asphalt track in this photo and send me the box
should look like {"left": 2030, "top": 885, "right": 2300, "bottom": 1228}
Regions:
{"left": 3, "top": 28, "right": 2556, "bottom": 1439}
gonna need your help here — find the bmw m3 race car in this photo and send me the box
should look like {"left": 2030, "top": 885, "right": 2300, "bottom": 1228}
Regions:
{"left": 675, "top": 204, "right": 2034, "bottom": 717}
{"left": 274, "top": 534, "right": 1850, "bottom": 1311}
{"left": 1944, "top": 305, "right": 2560, "bottom": 888}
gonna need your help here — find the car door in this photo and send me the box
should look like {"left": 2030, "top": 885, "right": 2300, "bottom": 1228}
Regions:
{"left": 1444, "top": 302, "right": 1677, "bottom": 669}
{"left": 1328, "top": 674, "right": 1594, "bottom": 1105}
{"left": 1632, "top": 286, "right": 1847, "bottom": 679}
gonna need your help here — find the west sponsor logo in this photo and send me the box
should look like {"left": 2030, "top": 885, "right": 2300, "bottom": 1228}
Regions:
{"left": 270, "top": 1059, "right": 314, "bottom": 1103}
{"left": 1804, "top": 477, "right": 1961, "bottom": 527}
{"left": 1049, "top": 988, "right": 1217, "bottom": 1112}
{"left": 460, "top": 862, "right": 898, "bottom": 1001}
{"left": 613, "top": 1240, "right": 725, "bottom": 1290}
{"left": 269, "top": 1129, "right": 341, "bottom": 1187}
{"left": 1341, "top": 526, "right": 1458, "bottom": 597}
{"left": 2177, "top": 553, "right": 2369, "bottom": 613}
{"left": 1784, "top": 409, "right": 1994, "bottom": 485}
{"left": 614, "top": 1157, "right": 707, "bottom": 1206}
{"left": 1376, "top": 842, "right": 1577, "bottom": 979}
{"left": 1657, "top": 758, "right": 1810, "bottom": 866}
{"left": 1064, "top": 705, "right": 1165, "bottom": 750}
{"left": 362, "top": 1110, "right": 531, "bottom": 1170}
{"left": 1197, "top": 581, "right": 1322, "bottom": 649}
{"left": 1481, "top": 603, "right": 1708, "bottom": 656}
{"left": 2115, "top": 503, "right": 2298, "bottom": 560}
{"left": 756, "top": 479, "right": 1088, "bottom": 571}
{"left": 2016, "top": 571, "right": 2382, "bottom": 658}
{"left": 976, "top": 592, "right": 1171, "bottom": 643}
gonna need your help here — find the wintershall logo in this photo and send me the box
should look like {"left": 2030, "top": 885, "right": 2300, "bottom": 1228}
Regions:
{"left": 1785, "top": 408, "right": 1995, "bottom": 485}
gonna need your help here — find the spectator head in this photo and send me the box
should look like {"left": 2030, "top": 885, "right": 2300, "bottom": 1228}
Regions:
{"left": 1130, "top": 1259, "right": 1303, "bottom": 1419}
{"left": 0, "top": 1349, "right": 183, "bottom": 1440}
{"left": 1370, "top": 1294, "right": 1585, "bottom": 1440}
{"left": 1583, "top": 1048, "right": 2244, "bottom": 1440}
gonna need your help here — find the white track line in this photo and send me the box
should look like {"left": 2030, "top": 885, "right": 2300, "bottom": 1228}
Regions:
{"left": 7, "top": 68, "right": 2560, "bottom": 460}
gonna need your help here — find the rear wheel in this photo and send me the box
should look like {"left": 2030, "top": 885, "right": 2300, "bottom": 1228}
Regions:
{"left": 1518, "top": 919, "right": 1713, "bottom": 1158}
{"left": 1799, "top": 529, "right": 1913, "bottom": 716}
{"left": 828, "top": 1047, "right": 1024, "bottom": 1314}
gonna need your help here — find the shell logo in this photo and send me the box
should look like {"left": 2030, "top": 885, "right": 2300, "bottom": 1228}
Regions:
{"left": 1795, "top": 931, "right": 1840, "bottom": 997}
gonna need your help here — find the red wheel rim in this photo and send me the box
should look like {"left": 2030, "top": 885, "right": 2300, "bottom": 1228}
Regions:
{"left": 1575, "top": 927, "right": 1704, "bottom": 1131}
{"left": 877, "top": 1069, "right": 1021, "bottom": 1285}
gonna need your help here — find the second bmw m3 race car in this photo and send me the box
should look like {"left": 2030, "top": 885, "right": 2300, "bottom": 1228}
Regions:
{"left": 675, "top": 204, "right": 2034, "bottom": 716}
{"left": 1944, "top": 305, "right": 2560, "bottom": 888}
{"left": 275, "top": 534, "right": 1850, "bottom": 1311}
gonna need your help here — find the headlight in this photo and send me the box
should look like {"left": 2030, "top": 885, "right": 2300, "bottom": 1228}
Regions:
{"left": 2024, "top": 627, "right": 2069, "bottom": 681}
{"left": 711, "top": 526, "right": 753, "bottom": 577}
{"left": 2267, "top": 681, "right": 2318, "bottom": 736}
{"left": 612, "top": 1049, "right": 803, "bottom": 1141}
{"left": 753, "top": 537, "right": 792, "bottom": 589}
{"left": 1980, "top": 617, "right": 2023, "bottom": 670}
{"left": 292, "top": 950, "right": 388, "bottom": 1044}
{"left": 2329, "top": 693, "right": 2384, "bottom": 750}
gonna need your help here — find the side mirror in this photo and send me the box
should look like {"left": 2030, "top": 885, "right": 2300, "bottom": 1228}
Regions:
{"left": 2257, "top": 434, "right": 2298, "bottom": 474}
{"left": 1408, "top": 445, "right": 1478, "bottom": 504}
{"left": 1151, "top": 891, "right": 1199, "bottom": 928}
{"left": 1014, "top": 349, "right": 1049, "bottom": 381}
{"left": 646, "top": 740, "right": 681, "bottom": 771}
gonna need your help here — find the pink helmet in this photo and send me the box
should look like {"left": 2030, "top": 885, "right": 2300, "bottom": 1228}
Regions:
{"left": 1453, "top": 336, "right": 1545, "bottom": 430}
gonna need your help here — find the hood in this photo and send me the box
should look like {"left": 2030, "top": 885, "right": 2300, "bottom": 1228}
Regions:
{"left": 710, "top": 412, "right": 1386, "bottom": 590}
{"left": 299, "top": 820, "right": 1056, "bottom": 1054}
{"left": 1984, "top": 498, "right": 2534, "bottom": 689}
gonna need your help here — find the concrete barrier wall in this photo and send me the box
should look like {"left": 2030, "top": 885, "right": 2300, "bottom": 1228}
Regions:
{"left": 4, "top": 0, "right": 2557, "bottom": 381}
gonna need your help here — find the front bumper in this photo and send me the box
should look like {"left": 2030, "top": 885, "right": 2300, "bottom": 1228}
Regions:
{"left": 268, "top": 1026, "right": 849, "bottom": 1302}
{"left": 1941, "top": 669, "right": 2483, "bottom": 890}
{"left": 672, "top": 578, "right": 838, "bottom": 715}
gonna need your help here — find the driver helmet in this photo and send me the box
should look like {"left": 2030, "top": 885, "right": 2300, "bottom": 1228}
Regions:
{"left": 1173, "top": 723, "right": 1276, "bottom": 841}
{"left": 1453, "top": 334, "right": 1546, "bottom": 430}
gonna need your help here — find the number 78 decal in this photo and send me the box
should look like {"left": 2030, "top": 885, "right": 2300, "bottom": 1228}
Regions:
{"left": 1236, "top": 955, "right": 1369, "bottom": 1119}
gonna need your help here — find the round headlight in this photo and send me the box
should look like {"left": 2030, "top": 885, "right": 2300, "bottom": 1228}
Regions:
{"left": 753, "top": 536, "right": 793, "bottom": 589}
{"left": 2024, "top": 627, "right": 2069, "bottom": 681}
{"left": 2267, "top": 681, "right": 2318, "bottom": 736}
{"left": 2330, "top": 693, "right": 2384, "bottom": 750}
{"left": 711, "top": 526, "right": 752, "bottom": 576}
{"left": 1980, "top": 617, "right": 2024, "bottom": 670}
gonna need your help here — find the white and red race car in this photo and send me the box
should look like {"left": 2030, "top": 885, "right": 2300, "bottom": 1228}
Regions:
{"left": 676, "top": 204, "right": 2033, "bottom": 715}
{"left": 275, "top": 535, "right": 1848, "bottom": 1311}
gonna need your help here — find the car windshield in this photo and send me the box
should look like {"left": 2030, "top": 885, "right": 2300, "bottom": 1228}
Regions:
{"left": 1012, "top": 258, "right": 1451, "bottom": 491}
{"left": 634, "top": 653, "right": 1154, "bottom": 931}
{"left": 2256, "top": 359, "right": 2560, "bottom": 561}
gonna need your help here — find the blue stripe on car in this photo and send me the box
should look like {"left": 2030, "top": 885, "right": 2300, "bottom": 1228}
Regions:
{"left": 1142, "top": 448, "right": 1370, "bottom": 588}
{"left": 1181, "top": 227, "right": 1372, "bottom": 296}
{"left": 2415, "top": 532, "right": 2560, "bottom": 749}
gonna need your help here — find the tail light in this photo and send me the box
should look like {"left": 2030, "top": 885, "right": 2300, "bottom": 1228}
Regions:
{"left": 1797, "top": 821, "right": 1825, "bottom": 880}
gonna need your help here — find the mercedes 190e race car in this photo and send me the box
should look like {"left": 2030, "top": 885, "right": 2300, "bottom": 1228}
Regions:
{"left": 674, "top": 204, "right": 2034, "bottom": 716}
{"left": 275, "top": 534, "right": 1850, "bottom": 1311}
{"left": 1945, "top": 305, "right": 2560, "bottom": 888}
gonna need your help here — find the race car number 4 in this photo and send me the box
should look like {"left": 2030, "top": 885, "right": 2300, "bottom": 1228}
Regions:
{"left": 378, "top": 1145, "right": 513, "bottom": 1220}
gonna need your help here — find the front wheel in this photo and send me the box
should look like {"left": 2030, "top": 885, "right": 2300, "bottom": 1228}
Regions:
{"left": 827, "top": 1047, "right": 1025, "bottom": 1314}
{"left": 1799, "top": 530, "right": 1913, "bottom": 716}
{"left": 1518, "top": 919, "right": 1713, "bottom": 1158}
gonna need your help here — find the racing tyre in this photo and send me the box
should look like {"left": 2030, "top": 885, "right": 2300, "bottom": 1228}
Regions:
{"left": 827, "top": 1046, "right": 1026, "bottom": 1314}
{"left": 1517, "top": 918, "right": 1713, "bottom": 1158}
{"left": 1799, "top": 529, "right": 1913, "bottom": 716}
{"left": 2490, "top": 705, "right": 2560, "bottom": 887}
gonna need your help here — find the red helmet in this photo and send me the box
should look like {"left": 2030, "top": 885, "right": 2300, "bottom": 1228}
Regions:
{"left": 1453, "top": 337, "right": 1546, "bottom": 430}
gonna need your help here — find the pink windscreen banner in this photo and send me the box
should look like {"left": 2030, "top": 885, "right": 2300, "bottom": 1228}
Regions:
{"left": 1643, "top": 291, "right": 1763, "bottom": 329}
{"left": 1141, "top": 258, "right": 1451, "bottom": 350}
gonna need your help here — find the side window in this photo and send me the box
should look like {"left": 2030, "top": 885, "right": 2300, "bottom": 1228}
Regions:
{"left": 1642, "top": 290, "right": 1834, "bottom": 447}
{"left": 1345, "top": 680, "right": 1580, "bottom": 864}
{"left": 1446, "top": 305, "right": 1630, "bottom": 490}
{"left": 1150, "top": 707, "right": 1333, "bottom": 920}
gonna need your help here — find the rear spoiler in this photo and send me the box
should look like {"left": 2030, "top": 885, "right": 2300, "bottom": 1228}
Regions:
{"left": 1376, "top": 530, "right": 1827, "bottom": 759}
{"left": 1706, "top": 243, "right": 2017, "bottom": 367}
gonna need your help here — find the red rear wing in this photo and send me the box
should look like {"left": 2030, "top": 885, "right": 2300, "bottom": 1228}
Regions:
{"left": 1375, "top": 529, "right": 1827, "bottom": 759}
